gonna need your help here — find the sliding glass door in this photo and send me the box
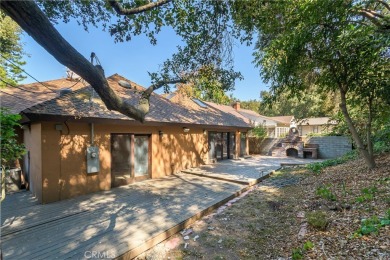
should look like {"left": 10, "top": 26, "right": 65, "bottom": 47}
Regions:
{"left": 111, "top": 134, "right": 150, "bottom": 187}
{"left": 134, "top": 136, "right": 149, "bottom": 177}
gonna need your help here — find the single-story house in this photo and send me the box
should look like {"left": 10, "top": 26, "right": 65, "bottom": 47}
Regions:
{"left": 294, "top": 117, "right": 337, "bottom": 136}
{"left": 215, "top": 102, "right": 293, "bottom": 138}
{"left": 0, "top": 74, "right": 251, "bottom": 204}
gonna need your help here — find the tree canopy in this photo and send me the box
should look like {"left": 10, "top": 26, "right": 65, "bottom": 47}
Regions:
{"left": 1, "top": 0, "right": 242, "bottom": 121}
{"left": 1, "top": 0, "right": 389, "bottom": 170}
{"left": 232, "top": 0, "right": 390, "bottom": 169}
{"left": 0, "top": 10, "right": 26, "bottom": 88}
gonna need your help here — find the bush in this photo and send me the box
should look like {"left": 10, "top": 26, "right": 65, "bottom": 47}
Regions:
{"left": 249, "top": 125, "right": 267, "bottom": 138}
{"left": 307, "top": 211, "right": 329, "bottom": 230}
{"left": 0, "top": 108, "right": 25, "bottom": 167}
{"left": 354, "top": 211, "right": 390, "bottom": 237}
{"left": 306, "top": 150, "right": 358, "bottom": 174}
{"left": 291, "top": 241, "right": 314, "bottom": 260}
{"left": 373, "top": 117, "right": 390, "bottom": 153}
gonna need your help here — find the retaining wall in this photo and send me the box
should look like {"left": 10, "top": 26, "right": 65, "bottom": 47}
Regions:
{"left": 249, "top": 136, "right": 352, "bottom": 159}
{"left": 304, "top": 136, "right": 352, "bottom": 159}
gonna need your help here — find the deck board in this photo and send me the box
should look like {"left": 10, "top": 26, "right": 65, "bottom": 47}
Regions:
{"left": 1, "top": 174, "right": 246, "bottom": 259}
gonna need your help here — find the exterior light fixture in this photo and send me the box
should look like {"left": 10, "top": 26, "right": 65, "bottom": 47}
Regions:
{"left": 158, "top": 130, "right": 164, "bottom": 136}
{"left": 183, "top": 127, "right": 190, "bottom": 133}
{"left": 203, "top": 129, "right": 207, "bottom": 135}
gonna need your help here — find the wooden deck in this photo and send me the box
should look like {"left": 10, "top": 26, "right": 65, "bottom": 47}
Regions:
{"left": 1, "top": 174, "right": 246, "bottom": 259}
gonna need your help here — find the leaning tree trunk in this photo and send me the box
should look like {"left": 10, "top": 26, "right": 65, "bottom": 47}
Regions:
{"left": 339, "top": 88, "right": 376, "bottom": 169}
{"left": 0, "top": 1, "right": 149, "bottom": 122}
{"left": 1, "top": 167, "right": 5, "bottom": 202}
{"left": 366, "top": 96, "right": 374, "bottom": 159}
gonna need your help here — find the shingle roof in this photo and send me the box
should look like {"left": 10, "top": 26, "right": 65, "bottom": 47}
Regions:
{"left": 203, "top": 102, "right": 251, "bottom": 124}
{"left": 20, "top": 74, "right": 251, "bottom": 128}
{"left": 236, "top": 109, "right": 291, "bottom": 126}
{"left": 269, "top": 115, "right": 294, "bottom": 125}
{"left": 296, "top": 117, "right": 336, "bottom": 125}
{"left": 0, "top": 78, "right": 85, "bottom": 114}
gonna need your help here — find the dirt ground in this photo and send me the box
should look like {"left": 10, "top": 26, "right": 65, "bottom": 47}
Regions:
{"left": 137, "top": 153, "right": 390, "bottom": 260}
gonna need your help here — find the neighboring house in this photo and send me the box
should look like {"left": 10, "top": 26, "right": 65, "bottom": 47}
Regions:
{"left": 223, "top": 102, "right": 293, "bottom": 138}
{"left": 212, "top": 101, "right": 336, "bottom": 138}
{"left": 0, "top": 74, "right": 251, "bottom": 204}
{"left": 294, "top": 117, "right": 337, "bottom": 136}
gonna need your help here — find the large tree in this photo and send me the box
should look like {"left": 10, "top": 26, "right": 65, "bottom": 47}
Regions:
{"left": 0, "top": 0, "right": 241, "bottom": 121}
{"left": 258, "top": 87, "right": 339, "bottom": 118}
{"left": 0, "top": 10, "right": 26, "bottom": 87}
{"left": 2, "top": 0, "right": 388, "bottom": 170}
{"left": 232, "top": 0, "right": 389, "bottom": 169}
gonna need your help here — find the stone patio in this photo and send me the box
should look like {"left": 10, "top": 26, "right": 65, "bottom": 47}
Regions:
{"left": 182, "top": 155, "right": 322, "bottom": 185}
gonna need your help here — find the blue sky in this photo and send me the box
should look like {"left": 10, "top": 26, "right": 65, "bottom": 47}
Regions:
{"left": 21, "top": 20, "right": 267, "bottom": 101}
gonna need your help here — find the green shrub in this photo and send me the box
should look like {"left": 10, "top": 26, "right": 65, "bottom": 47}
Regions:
{"left": 291, "top": 241, "right": 314, "bottom": 260}
{"left": 306, "top": 150, "right": 358, "bottom": 174}
{"left": 292, "top": 248, "right": 303, "bottom": 260}
{"left": 307, "top": 211, "right": 329, "bottom": 230}
{"left": 249, "top": 125, "right": 267, "bottom": 138}
{"left": 303, "top": 241, "right": 314, "bottom": 251}
{"left": 354, "top": 210, "right": 390, "bottom": 237}
{"left": 372, "top": 119, "right": 390, "bottom": 154}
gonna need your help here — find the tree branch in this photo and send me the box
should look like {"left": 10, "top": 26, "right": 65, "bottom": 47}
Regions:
{"left": 361, "top": 8, "right": 385, "bottom": 18}
{"left": 1, "top": 1, "right": 150, "bottom": 122}
{"left": 143, "top": 78, "right": 186, "bottom": 97}
{"left": 358, "top": 9, "right": 383, "bottom": 27}
{"left": 108, "top": 0, "right": 172, "bottom": 15}
{"left": 378, "top": 0, "right": 390, "bottom": 11}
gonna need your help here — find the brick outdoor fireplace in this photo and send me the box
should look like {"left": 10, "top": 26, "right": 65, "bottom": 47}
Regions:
{"left": 272, "top": 127, "right": 304, "bottom": 158}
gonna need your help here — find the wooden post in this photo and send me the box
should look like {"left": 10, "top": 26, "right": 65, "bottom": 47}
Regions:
{"left": 235, "top": 130, "right": 241, "bottom": 159}
{"left": 245, "top": 133, "right": 249, "bottom": 156}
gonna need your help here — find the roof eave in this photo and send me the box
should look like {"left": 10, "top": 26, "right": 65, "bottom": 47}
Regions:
{"left": 22, "top": 113, "right": 252, "bottom": 129}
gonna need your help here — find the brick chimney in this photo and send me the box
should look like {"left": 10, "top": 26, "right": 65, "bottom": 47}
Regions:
{"left": 233, "top": 101, "right": 240, "bottom": 111}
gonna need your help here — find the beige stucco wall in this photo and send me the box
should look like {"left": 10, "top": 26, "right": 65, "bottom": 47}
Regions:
{"left": 23, "top": 123, "right": 42, "bottom": 203}
{"left": 298, "top": 125, "right": 333, "bottom": 136}
{"left": 36, "top": 121, "right": 214, "bottom": 203}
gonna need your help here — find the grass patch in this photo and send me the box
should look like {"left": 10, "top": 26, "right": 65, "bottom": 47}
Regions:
{"left": 355, "top": 186, "right": 378, "bottom": 203}
{"left": 316, "top": 185, "right": 337, "bottom": 201}
{"left": 291, "top": 241, "right": 314, "bottom": 260}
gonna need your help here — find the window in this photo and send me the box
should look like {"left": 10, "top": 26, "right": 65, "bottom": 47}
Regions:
{"left": 192, "top": 98, "right": 208, "bottom": 108}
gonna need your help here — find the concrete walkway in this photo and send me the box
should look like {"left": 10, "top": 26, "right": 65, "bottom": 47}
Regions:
{"left": 182, "top": 155, "right": 321, "bottom": 185}
{"left": 1, "top": 156, "right": 319, "bottom": 259}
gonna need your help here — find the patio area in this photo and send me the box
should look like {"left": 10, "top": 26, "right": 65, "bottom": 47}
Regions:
{"left": 182, "top": 155, "right": 322, "bottom": 185}
{"left": 1, "top": 156, "right": 320, "bottom": 259}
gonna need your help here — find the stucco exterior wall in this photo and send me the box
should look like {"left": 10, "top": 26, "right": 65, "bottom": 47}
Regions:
{"left": 298, "top": 125, "right": 334, "bottom": 136}
{"left": 38, "top": 122, "right": 212, "bottom": 203}
{"left": 23, "top": 123, "right": 42, "bottom": 203}
{"left": 153, "top": 126, "right": 208, "bottom": 177}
